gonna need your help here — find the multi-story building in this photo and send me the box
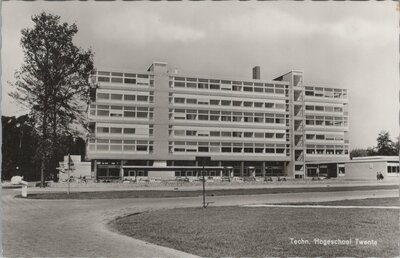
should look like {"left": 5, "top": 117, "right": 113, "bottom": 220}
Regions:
{"left": 87, "top": 61, "right": 349, "bottom": 180}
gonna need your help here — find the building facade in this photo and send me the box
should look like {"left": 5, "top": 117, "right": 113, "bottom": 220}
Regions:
{"left": 87, "top": 62, "right": 349, "bottom": 180}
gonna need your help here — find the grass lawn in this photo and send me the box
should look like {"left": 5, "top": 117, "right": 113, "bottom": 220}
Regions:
{"left": 282, "top": 197, "right": 400, "bottom": 207}
{"left": 110, "top": 204, "right": 399, "bottom": 257}
{"left": 25, "top": 184, "right": 396, "bottom": 199}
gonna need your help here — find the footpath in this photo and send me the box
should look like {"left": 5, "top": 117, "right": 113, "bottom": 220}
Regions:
{"left": 4, "top": 178, "right": 398, "bottom": 193}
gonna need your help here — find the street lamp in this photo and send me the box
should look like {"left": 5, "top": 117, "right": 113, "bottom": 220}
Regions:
{"left": 15, "top": 123, "right": 24, "bottom": 178}
{"left": 196, "top": 156, "right": 210, "bottom": 208}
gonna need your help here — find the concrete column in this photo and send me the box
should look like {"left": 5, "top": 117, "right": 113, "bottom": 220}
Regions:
{"left": 262, "top": 162, "right": 266, "bottom": 178}
{"left": 93, "top": 160, "right": 97, "bottom": 180}
{"left": 195, "top": 160, "right": 198, "bottom": 177}
{"left": 240, "top": 162, "right": 244, "bottom": 177}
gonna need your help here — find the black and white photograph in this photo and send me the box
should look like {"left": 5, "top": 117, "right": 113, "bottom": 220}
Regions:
{"left": 1, "top": 1, "right": 399, "bottom": 257}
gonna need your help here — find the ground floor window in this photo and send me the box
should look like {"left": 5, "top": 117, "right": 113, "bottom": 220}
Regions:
{"left": 387, "top": 165, "right": 399, "bottom": 174}
{"left": 97, "top": 166, "right": 120, "bottom": 180}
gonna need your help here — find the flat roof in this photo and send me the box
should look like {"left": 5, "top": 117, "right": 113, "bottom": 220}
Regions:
{"left": 122, "top": 166, "right": 225, "bottom": 171}
{"left": 306, "top": 156, "right": 398, "bottom": 165}
{"left": 352, "top": 156, "right": 398, "bottom": 161}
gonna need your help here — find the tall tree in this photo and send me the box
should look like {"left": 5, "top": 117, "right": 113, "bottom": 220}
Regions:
{"left": 10, "top": 12, "right": 94, "bottom": 186}
{"left": 376, "top": 131, "right": 397, "bottom": 156}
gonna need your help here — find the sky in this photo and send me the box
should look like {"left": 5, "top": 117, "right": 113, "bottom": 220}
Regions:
{"left": 1, "top": 1, "right": 398, "bottom": 149}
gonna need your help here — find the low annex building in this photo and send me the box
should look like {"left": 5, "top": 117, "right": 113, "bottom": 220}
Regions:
{"left": 86, "top": 62, "right": 349, "bottom": 180}
{"left": 306, "top": 156, "right": 399, "bottom": 181}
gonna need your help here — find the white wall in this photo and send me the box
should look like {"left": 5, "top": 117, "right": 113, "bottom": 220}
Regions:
{"left": 345, "top": 161, "right": 388, "bottom": 181}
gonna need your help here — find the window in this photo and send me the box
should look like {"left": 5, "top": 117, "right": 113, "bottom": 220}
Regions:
{"left": 325, "top": 106, "right": 334, "bottom": 112}
{"left": 265, "top": 147, "right": 275, "bottom": 153}
{"left": 210, "top": 84, "right": 220, "bottom": 90}
{"left": 110, "top": 128, "right": 122, "bottom": 134}
{"left": 124, "top": 111, "right": 135, "bottom": 117}
{"left": 210, "top": 131, "right": 221, "bottom": 137}
{"left": 111, "top": 77, "right": 123, "bottom": 83}
{"left": 210, "top": 100, "right": 220, "bottom": 105}
{"left": 186, "top": 130, "right": 197, "bottom": 136}
{"left": 232, "top": 132, "right": 242, "bottom": 138}
{"left": 98, "top": 93, "right": 109, "bottom": 99}
{"left": 137, "top": 95, "right": 148, "bottom": 102}
{"left": 137, "top": 145, "right": 148, "bottom": 151}
{"left": 186, "top": 114, "right": 197, "bottom": 120}
{"left": 243, "top": 87, "right": 253, "bottom": 92}
{"left": 174, "top": 98, "right": 185, "bottom": 104}
{"left": 221, "top": 100, "right": 231, "bottom": 106}
{"left": 244, "top": 147, "right": 254, "bottom": 153}
{"left": 124, "top": 78, "right": 136, "bottom": 84}
{"left": 233, "top": 101, "right": 242, "bottom": 107}
{"left": 198, "top": 147, "right": 209, "bottom": 152}
{"left": 233, "top": 147, "right": 242, "bottom": 153}
{"left": 137, "top": 112, "right": 148, "bottom": 118}
{"left": 186, "top": 82, "right": 196, "bottom": 88}
{"left": 98, "top": 77, "right": 110, "bottom": 83}
{"left": 111, "top": 94, "right": 122, "bottom": 100}
{"left": 222, "top": 131, "right": 232, "bottom": 137}
{"left": 97, "top": 127, "right": 109, "bottom": 133}
{"left": 255, "top": 132, "right": 264, "bottom": 138}
{"left": 221, "top": 147, "right": 231, "bottom": 153}
{"left": 232, "top": 86, "right": 242, "bottom": 91}
{"left": 97, "top": 110, "right": 109, "bottom": 116}
{"left": 186, "top": 99, "right": 197, "bottom": 104}
{"left": 265, "top": 103, "right": 274, "bottom": 108}
{"left": 124, "top": 95, "right": 135, "bottom": 101}
{"left": 221, "top": 115, "right": 231, "bottom": 121}
{"left": 174, "top": 82, "right": 185, "bottom": 87}
{"left": 210, "top": 115, "right": 219, "bottom": 121}
{"left": 198, "top": 83, "right": 208, "bottom": 89}
{"left": 244, "top": 132, "right": 253, "bottom": 138}
{"left": 252, "top": 102, "right": 261, "bottom": 108}
{"left": 315, "top": 116, "right": 324, "bottom": 125}
{"left": 124, "top": 128, "right": 135, "bottom": 134}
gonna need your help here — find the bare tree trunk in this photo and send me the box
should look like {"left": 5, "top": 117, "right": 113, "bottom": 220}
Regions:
{"left": 40, "top": 111, "right": 48, "bottom": 187}
{"left": 50, "top": 105, "right": 58, "bottom": 181}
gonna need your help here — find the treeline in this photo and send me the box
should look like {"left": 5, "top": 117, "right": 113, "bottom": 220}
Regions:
{"left": 1, "top": 115, "right": 86, "bottom": 181}
{"left": 350, "top": 131, "right": 399, "bottom": 159}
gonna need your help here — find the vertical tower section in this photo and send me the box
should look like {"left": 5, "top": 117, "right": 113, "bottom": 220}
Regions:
{"left": 148, "top": 62, "right": 169, "bottom": 160}
{"left": 280, "top": 71, "right": 306, "bottom": 178}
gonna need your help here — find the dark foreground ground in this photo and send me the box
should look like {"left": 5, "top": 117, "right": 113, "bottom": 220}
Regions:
{"left": 110, "top": 198, "right": 400, "bottom": 257}
{"left": 24, "top": 184, "right": 397, "bottom": 199}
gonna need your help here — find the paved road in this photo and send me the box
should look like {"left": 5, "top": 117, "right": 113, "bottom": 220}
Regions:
{"left": 2, "top": 187, "right": 398, "bottom": 258}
